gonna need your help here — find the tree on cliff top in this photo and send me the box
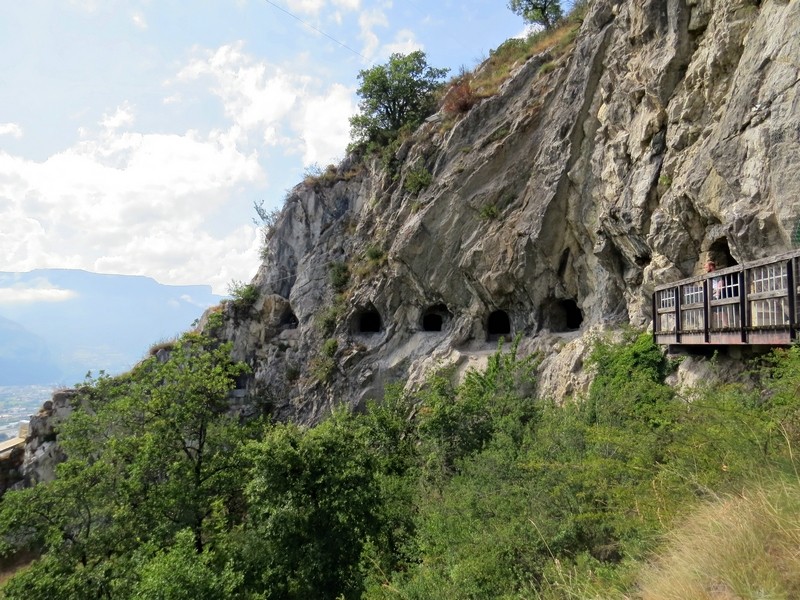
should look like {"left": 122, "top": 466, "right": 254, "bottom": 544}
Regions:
{"left": 508, "top": 0, "right": 563, "bottom": 30}
{"left": 349, "top": 51, "right": 449, "bottom": 148}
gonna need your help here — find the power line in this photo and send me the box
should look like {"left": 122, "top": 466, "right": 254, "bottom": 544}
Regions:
{"left": 261, "top": 0, "right": 368, "bottom": 61}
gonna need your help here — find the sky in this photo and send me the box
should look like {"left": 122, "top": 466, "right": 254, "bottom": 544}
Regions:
{"left": 0, "top": 1, "right": 526, "bottom": 295}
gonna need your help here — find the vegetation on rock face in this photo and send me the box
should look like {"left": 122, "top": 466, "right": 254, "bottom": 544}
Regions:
{"left": 3, "top": 334, "right": 800, "bottom": 598}
{"left": 508, "top": 0, "right": 563, "bottom": 30}
{"left": 349, "top": 51, "right": 449, "bottom": 150}
{"left": 227, "top": 280, "right": 259, "bottom": 312}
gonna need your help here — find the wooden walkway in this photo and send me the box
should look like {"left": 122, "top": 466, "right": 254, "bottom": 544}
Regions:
{"left": 0, "top": 423, "right": 28, "bottom": 459}
{"left": 653, "top": 249, "right": 800, "bottom": 347}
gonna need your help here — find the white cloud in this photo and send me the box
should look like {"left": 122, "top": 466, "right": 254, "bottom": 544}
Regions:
{"left": 0, "top": 42, "right": 357, "bottom": 294}
{"left": 179, "top": 42, "right": 355, "bottom": 166}
{"left": 358, "top": 7, "right": 388, "bottom": 60}
{"left": 286, "top": 0, "right": 325, "bottom": 15}
{"left": 299, "top": 83, "right": 356, "bottom": 165}
{"left": 131, "top": 11, "right": 147, "bottom": 29}
{"left": 0, "top": 123, "right": 23, "bottom": 139}
{"left": 284, "top": 0, "right": 360, "bottom": 15}
{"left": 0, "top": 285, "right": 78, "bottom": 304}
{"left": 0, "top": 103, "right": 264, "bottom": 293}
{"left": 100, "top": 103, "right": 135, "bottom": 130}
{"left": 333, "top": 0, "right": 360, "bottom": 9}
{"left": 381, "top": 29, "right": 422, "bottom": 57}
{"left": 179, "top": 43, "right": 304, "bottom": 144}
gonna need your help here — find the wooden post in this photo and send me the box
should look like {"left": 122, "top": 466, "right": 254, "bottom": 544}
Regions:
{"left": 788, "top": 258, "right": 797, "bottom": 342}
{"left": 739, "top": 270, "right": 747, "bottom": 343}
{"left": 703, "top": 278, "right": 710, "bottom": 343}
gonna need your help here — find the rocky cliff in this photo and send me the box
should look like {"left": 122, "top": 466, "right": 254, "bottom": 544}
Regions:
{"left": 209, "top": 0, "right": 799, "bottom": 423}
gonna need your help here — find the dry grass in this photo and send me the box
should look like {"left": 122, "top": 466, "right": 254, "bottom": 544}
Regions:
{"left": 636, "top": 476, "right": 800, "bottom": 599}
{"left": 469, "top": 6, "right": 587, "bottom": 99}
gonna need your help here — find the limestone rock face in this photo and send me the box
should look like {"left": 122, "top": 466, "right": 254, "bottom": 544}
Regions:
{"left": 212, "top": 0, "right": 800, "bottom": 422}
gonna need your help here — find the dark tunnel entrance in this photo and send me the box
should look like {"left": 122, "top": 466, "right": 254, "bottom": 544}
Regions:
{"left": 560, "top": 299, "right": 583, "bottom": 330}
{"left": 357, "top": 308, "right": 382, "bottom": 334}
{"left": 422, "top": 304, "right": 452, "bottom": 332}
{"left": 280, "top": 310, "right": 299, "bottom": 329}
{"left": 541, "top": 297, "right": 583, "bottom": 332}
{"left": 487, "top": 310, "right": 511, "bottom": 341}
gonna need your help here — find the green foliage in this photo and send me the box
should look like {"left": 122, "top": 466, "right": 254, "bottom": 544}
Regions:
{"left": 350, "top": 51, "right": 449, "bottom": 148}
{"left": 508, "top": 0, "right": 563, "bottom": 30}
{"left": 253, "top": 199, "right": 281, "bottom": 261}
{"left": 328, "top": 261, "right": 350, "bottom": 292}
{"left": 227, "top": 280, "right": 259, "bottom": 312}
{"left": 310, "top": 355, "right": 337, "bottom": 383}
{"left": 403, "top": 164, "right": 432, "bottom": 196}
{"left": 205, "top": 307, "right": 225, "bottom": 333}
{"left": 365, "top": 245, "right": 385, "bottom": 262}
{"left": 316, "top": 295, "right": 345, "bottom": 336}
{"left": 479, "top": 203, "right": 500, "bottom": 220}
{"left": 7, "top": 329, "right": 800, "bottom": 599}
{"left": 132, "top": 530, "right": 242, "bottom": 600}
{"left": 322, "top": 337, "right": 339, "bottom": 357}
{"left": 0, "top": 332, "right": 253, "bottom": 597}
{"left": 239, "top": 413, "right": 383, "bottom": 599}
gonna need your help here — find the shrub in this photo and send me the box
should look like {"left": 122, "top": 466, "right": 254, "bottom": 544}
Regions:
{"left": 311, "top": 355, "right": 337, "bottom": 383}
{"left": 365, "top": 245, "right": 385, "bottom": 262}
{"left": 205, "top": 308, "right": 224, "bottom": 333}
{"left": 316, "top": 296, "right": 345, "bottom": 336}
{"left": 148, "top": 339, "right": 177, "bottom": 356}
{"left": 329, "top": 262, "right": 350, "bottom": 292}
{"left": 285, "top": 364, "right": 300, "bottom": 383}
{"left": 404, "top": 165, "right": 432, "bottom": 196}
{"left": 322, "top": 338, "right": 339, "bottom": 358}
{"left": 442, "top": 75, "right": 477, "bottom": 115}
{"left": 479, "top": 204, "right": 500, "bottom": 220}
{"left": 228, "top": 280, "right": 259, "bottom": 312}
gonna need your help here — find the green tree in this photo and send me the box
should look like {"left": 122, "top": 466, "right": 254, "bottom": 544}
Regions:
{"left": 507, "top": 0, "right": 563, "bottom": 30}
{"left": 238, "top": 412, "right": 383, "bottom": 599}
{"left": 349, "top": 50, "right": 449, "bottom": 147}
{"left": 0, "top": 333, "right": 252, "bottom": 597}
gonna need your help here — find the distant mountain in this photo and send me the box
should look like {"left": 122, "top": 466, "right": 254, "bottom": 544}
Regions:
{"left": 0, "top": 270, "right": 223, "bottom": 385}
{"left": 0, "top": 316, "right": 61, "bottom": 385}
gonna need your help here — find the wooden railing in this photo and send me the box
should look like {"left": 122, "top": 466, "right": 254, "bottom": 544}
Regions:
{"left": 653, "top": 249, "right": 800, "bottom": 346}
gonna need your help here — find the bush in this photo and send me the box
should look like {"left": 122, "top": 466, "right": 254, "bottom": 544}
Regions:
{"left": 365, "top": 245, "right": 385, "bottom": 262}
{"left": 228, "top": 280, "right": 259, "bottom": 312}
{"left": 442, "top": 75, "right": 476, "bottom": 115}
{"left": 322, "top": 338, "right": 339, "bottom": 358}
{"left": 404, "top": 165, "right": 432, "bottom": 196}
{"left": 329, "top": 262, "right": 350, "bottom": 292}
{"left": 479, "top": 204, "right": 500, "bottom": 220}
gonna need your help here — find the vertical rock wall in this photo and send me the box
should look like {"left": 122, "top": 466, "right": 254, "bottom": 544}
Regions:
{"left": 210, "top": 0, "right": 799, "bottom": 422}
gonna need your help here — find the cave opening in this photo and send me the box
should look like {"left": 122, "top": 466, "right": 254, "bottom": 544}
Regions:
{"left": 709, "top": 237, "right": 737, "bottom": 268}
{"left": 559, "top": 299, "right": 583, "bottom": 330}
{"left": 422, "top": 303, "right": 452, "bottom": 332}
{"left": 423, "top": 313, "right": 442, "bottom": 332}
{"left": 487, "top": 310, "right": 511, "bottom": 341}
{"left": 280, "top": 310, "right": 299, "bottom": 329}
{"left": 357, "top": 309, "right": 382, "bottom": 334}
{"left": 540, "top": 297, "right": 584, "bottom": 332}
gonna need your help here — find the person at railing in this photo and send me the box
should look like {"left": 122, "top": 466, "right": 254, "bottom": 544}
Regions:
{"left": 706, "top": 261, "right": 725, "bottom": 299}
{"left": 706, "top": 260, "right": 729, "bottom": 328}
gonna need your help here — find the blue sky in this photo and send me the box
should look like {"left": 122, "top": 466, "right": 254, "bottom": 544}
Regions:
{"left": 0, "top": 1, "right": 525, "bottom": 294}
